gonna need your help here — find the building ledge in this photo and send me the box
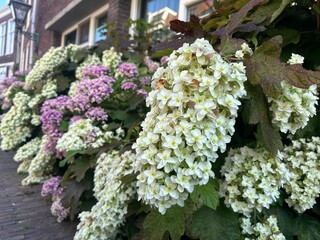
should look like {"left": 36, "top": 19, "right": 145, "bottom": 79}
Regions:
{"left": 45, "top": 0, "right": 107, "bottom": 32}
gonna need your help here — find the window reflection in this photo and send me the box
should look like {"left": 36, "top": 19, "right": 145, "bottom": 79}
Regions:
{"left": 187, "top": 0, "right": 214, "bottom": 20}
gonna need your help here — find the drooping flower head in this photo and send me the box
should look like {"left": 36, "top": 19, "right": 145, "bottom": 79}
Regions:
{"left": 133, "top": 38, "right": 247, "bottom": 214}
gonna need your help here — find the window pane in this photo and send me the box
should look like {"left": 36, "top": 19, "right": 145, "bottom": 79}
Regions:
{"left": 187, "top": 0, "right": 214, "bottom": 20}
{"left": 0, "top": 23, "right": 6, "bottom": 56}
{"left": 79, "top": 21, "right": 90, "bottom": 44}
{"left": 65, "top": 30, "right": 77, "bottom": 45}
{"left": 95, "top": 14, "right": 107, "bottom": 42}
{"left": 141, "top": 0, "right": 179, "bottom": 26}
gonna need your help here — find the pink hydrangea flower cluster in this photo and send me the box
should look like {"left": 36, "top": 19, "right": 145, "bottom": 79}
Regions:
{"left": 41, "top": 176, "right": 69, "bottom": 222}
{"left": 117, "top": 62, "right": 139, "bottom": 78}
{"left": 0, "top": 77, "right": 25, "bottom": 109}
{"left": 85, "top": 107, "right": 108, "bottom": 121}
{"left": 121, "top": 82, "right": 138, "bottom": 90}
{"left": 71, "top": 75, "right": 115, "bottom": 111}
{"left": 41, "top": 176, "right": 62, "bottom": 197}
{"left": 41, "top": 96, "right": 71, "bottom": 154}
{"left": 144, "top": 57, "right": 160, "bottom": 73}
{"left": 81, "top": 65, "right": 110, "bottom": 79}
{"left": 69, "top": 115, "right": 84, "bottom": 125}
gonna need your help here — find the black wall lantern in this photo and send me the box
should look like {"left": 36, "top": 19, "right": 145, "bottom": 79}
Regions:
{"left": 9, "top": 0, "right": 31, "bottom": 30}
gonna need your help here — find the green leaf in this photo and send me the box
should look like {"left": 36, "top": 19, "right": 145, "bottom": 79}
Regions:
{"left": 56, "top": 76, "right": 71, "bottom": 92}
{"left": 190, "top": 178, "right": 220, "bottom": 210}
{"left": 223, "top": 0, "right": 266, "bottom": 36}
{"left": 143, "top": 205, "right": 185, "bottom": 240}
{"left": 266, "top": 205, "right": 296, "bottom": 239}
{"left": 152, "top": 48, "right": 173, "bottom": 59}
{"left": 220, "top": 37, "right": 245, "bottom": 56}
{"left": 245, "top": 36, "right": 320, "bottom": 97}
{"left": 267, "top": 28, "right": 300, "bottom": 45}
{"left": 296, "top": 214, "right": 320, "bottom": 240}
{"left": 58, "top": 119, "right": 69, "bottom": 132}
{"left": 61, "top": 172, "right": 93, "bottom": 220}
{"left": 249, "top": 0, "right": 291, "bottom": 25}
{"left": 247, "top": 84, "right": 283, "bottom": 154}
{"left": 110, "top": 110, "right": 129, "bottom": 121}
{"left": 69, "top": 156, "right": 94, "bottom": 182}
{"left": 191, "top": 206, "right": 241, "bottom": 240}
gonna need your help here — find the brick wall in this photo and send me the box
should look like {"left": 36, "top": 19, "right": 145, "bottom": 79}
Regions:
{"left": 35, "top": 0, "right": 74, "bottom": 57}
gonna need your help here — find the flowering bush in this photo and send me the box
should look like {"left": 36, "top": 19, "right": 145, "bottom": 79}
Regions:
{"left": 133, "top": 38, "right": 247, "bottom": 214}
{"left": 3, "top": 1, "right": 320, "bottom": 239}
{"left": 75, "top": 151, "right": 136, "bottom": 240}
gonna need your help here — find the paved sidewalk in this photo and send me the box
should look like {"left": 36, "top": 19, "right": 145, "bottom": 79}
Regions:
{"left": 0, "top": 150, "right": 77, "bottom": 240}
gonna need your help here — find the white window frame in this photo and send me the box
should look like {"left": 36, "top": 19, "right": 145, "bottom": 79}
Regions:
{"left": 6, "top": 19, "right": 15, "bottom": 55}
{"left": 0, "top": 22, "right": 6, "bottom": 56}
{"left": 61, "top": 4, "right": 109, "bottom": 47}
{"left": 179, "top": 0, "right": 214, "bottom": 21}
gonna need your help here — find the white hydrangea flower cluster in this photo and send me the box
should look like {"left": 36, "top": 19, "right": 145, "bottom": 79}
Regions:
{"left": 31, "top": 114, "right": 41, "bottom": 126}
{"left": 41, "top": 79, "right": 58, "bottom": 99}
{"left": 56, "top": 119, "right": 123, "bottom": 152}
{"left": 0, "top": 92, "right": 32, "bottom": 150}
{"left": 65, "top": 44, "right": 83, "bottom": 63}
{"left": 220, "top": 147, "right": 290, "bottom": 217}
{"left": 241, "top": 216, "right": 286, "bottom": 240}
{"left": 68, "top": 80, "right": 79, "bottom": 97}
{"left": 75, "top": 54, "right": 102, "bottom": 79}
{"left": 287, "top": 53, "right": 304, "bottom": 64}
{"left": 28, "top": 79, "right": 58, "bottom": 109}
{"left": 75, "top": 151, "right": 136, "bottom": 240}
{"left": 277, "top": 137, "right": 320, "bottom": 213}
{"left": 268, "top": 54, "right": 318, "bottom": 134}
{"left": 235, "top": 43, "right": 253, "bottom": 60}
{"left": 26, "top": 47, "right": 68, "bottom": 86}
{"left": 133, "top": 38, "right": 247, "bottom": 214}
{"left": 14, "top": 137, "right": 41, "bottom": 162}
{"left": 102, "top": 47, "right": 122, "bottom": 69}
{"left": 22, "top": 135, "right": 55, "bottom": 185}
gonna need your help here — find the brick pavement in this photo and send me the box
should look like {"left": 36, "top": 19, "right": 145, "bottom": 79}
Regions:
{"left": 0, "top": 150, "right": 77, "bottom": 240}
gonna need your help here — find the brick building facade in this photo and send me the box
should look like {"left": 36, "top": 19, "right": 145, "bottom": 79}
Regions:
{"left": 8, "top": 0, "right": 214, "bottom": 72}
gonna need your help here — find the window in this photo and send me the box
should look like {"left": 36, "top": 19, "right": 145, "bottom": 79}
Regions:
{"left": 79, "top": 21, "right": 90, "bottom": 44}
{"left": 95, "top": 14, "right": 107, "bottom": 42}
{"left": 0, "top": 66, "right": 7, "bottom": 80}
{"left": 6, "top": 20, "right": 15, "bottom": 55}
{"left": 0, "top": 23, "right": 6, "bottom": 56}
{"left": 65, "top": 30, "right": 77, "bottom": 45}
{"left": 141, "top": 0, "right": 179, "bottom": 26}
{"left": 187, "top": 0, "right": 214, "bottom": 20}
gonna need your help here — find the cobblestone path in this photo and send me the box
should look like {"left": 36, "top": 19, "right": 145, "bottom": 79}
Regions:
{"left": 0, "top": 150, "right": 77, "bottom": 240}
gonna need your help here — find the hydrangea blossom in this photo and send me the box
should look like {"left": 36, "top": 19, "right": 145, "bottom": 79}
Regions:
{"left": 235, "top": 43, "right": 253, "bottom": 60}
{"left": 75, "top": 151, "right": 136, "bottom": 240}
{"left": 85, "top": 107, "right": 108, "bottom": 121}
{"left": 26, "top": 47, "right": 68, "bottom": 86}
{"left": 133, "top": 38, "right": 247, "bottom": 214}
{"left": 41, "top": 176, "right": 70, "bottom": 222}
{"left": 268, "top": 54, "right": 318, "bottom": 134}
{"left": 220, "top": 147, "right": 289, "bottom": 217}
{"left": 70, "top": 75, "right": 115, "bottom": 111}
{"left": 82, "top": 65, "right": 110, "bottom": 79}
{"left": 241, "top": 216, "right": 285, "bottom": 240}
{"left": 41, "top": 176, "right": 63, "bottom": 197}
{"left": 102, "top": 47, "right": 122, "bottom": 69}
{"left": 76, "top": 54, "right": 102, "bottom": 79}
{"left": 0, "top": 92, "right": 32, "bottom": 150}
{"left": 116, "top": 62, "right": 139, "bottom": 78}
{"left": 144, "top": 56, "right": 160, "bottom": 73}
{"left": 277, "top": 137, "right": 320, "bottom": 213}
{"left": 14, "top": 137, "right": 41, "bottom": 162}
{"left": 22, "top": 135, "right": 55, "bottom": 185}
{"left": 56, "top": 119, "right": 123, "bottom": 152}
